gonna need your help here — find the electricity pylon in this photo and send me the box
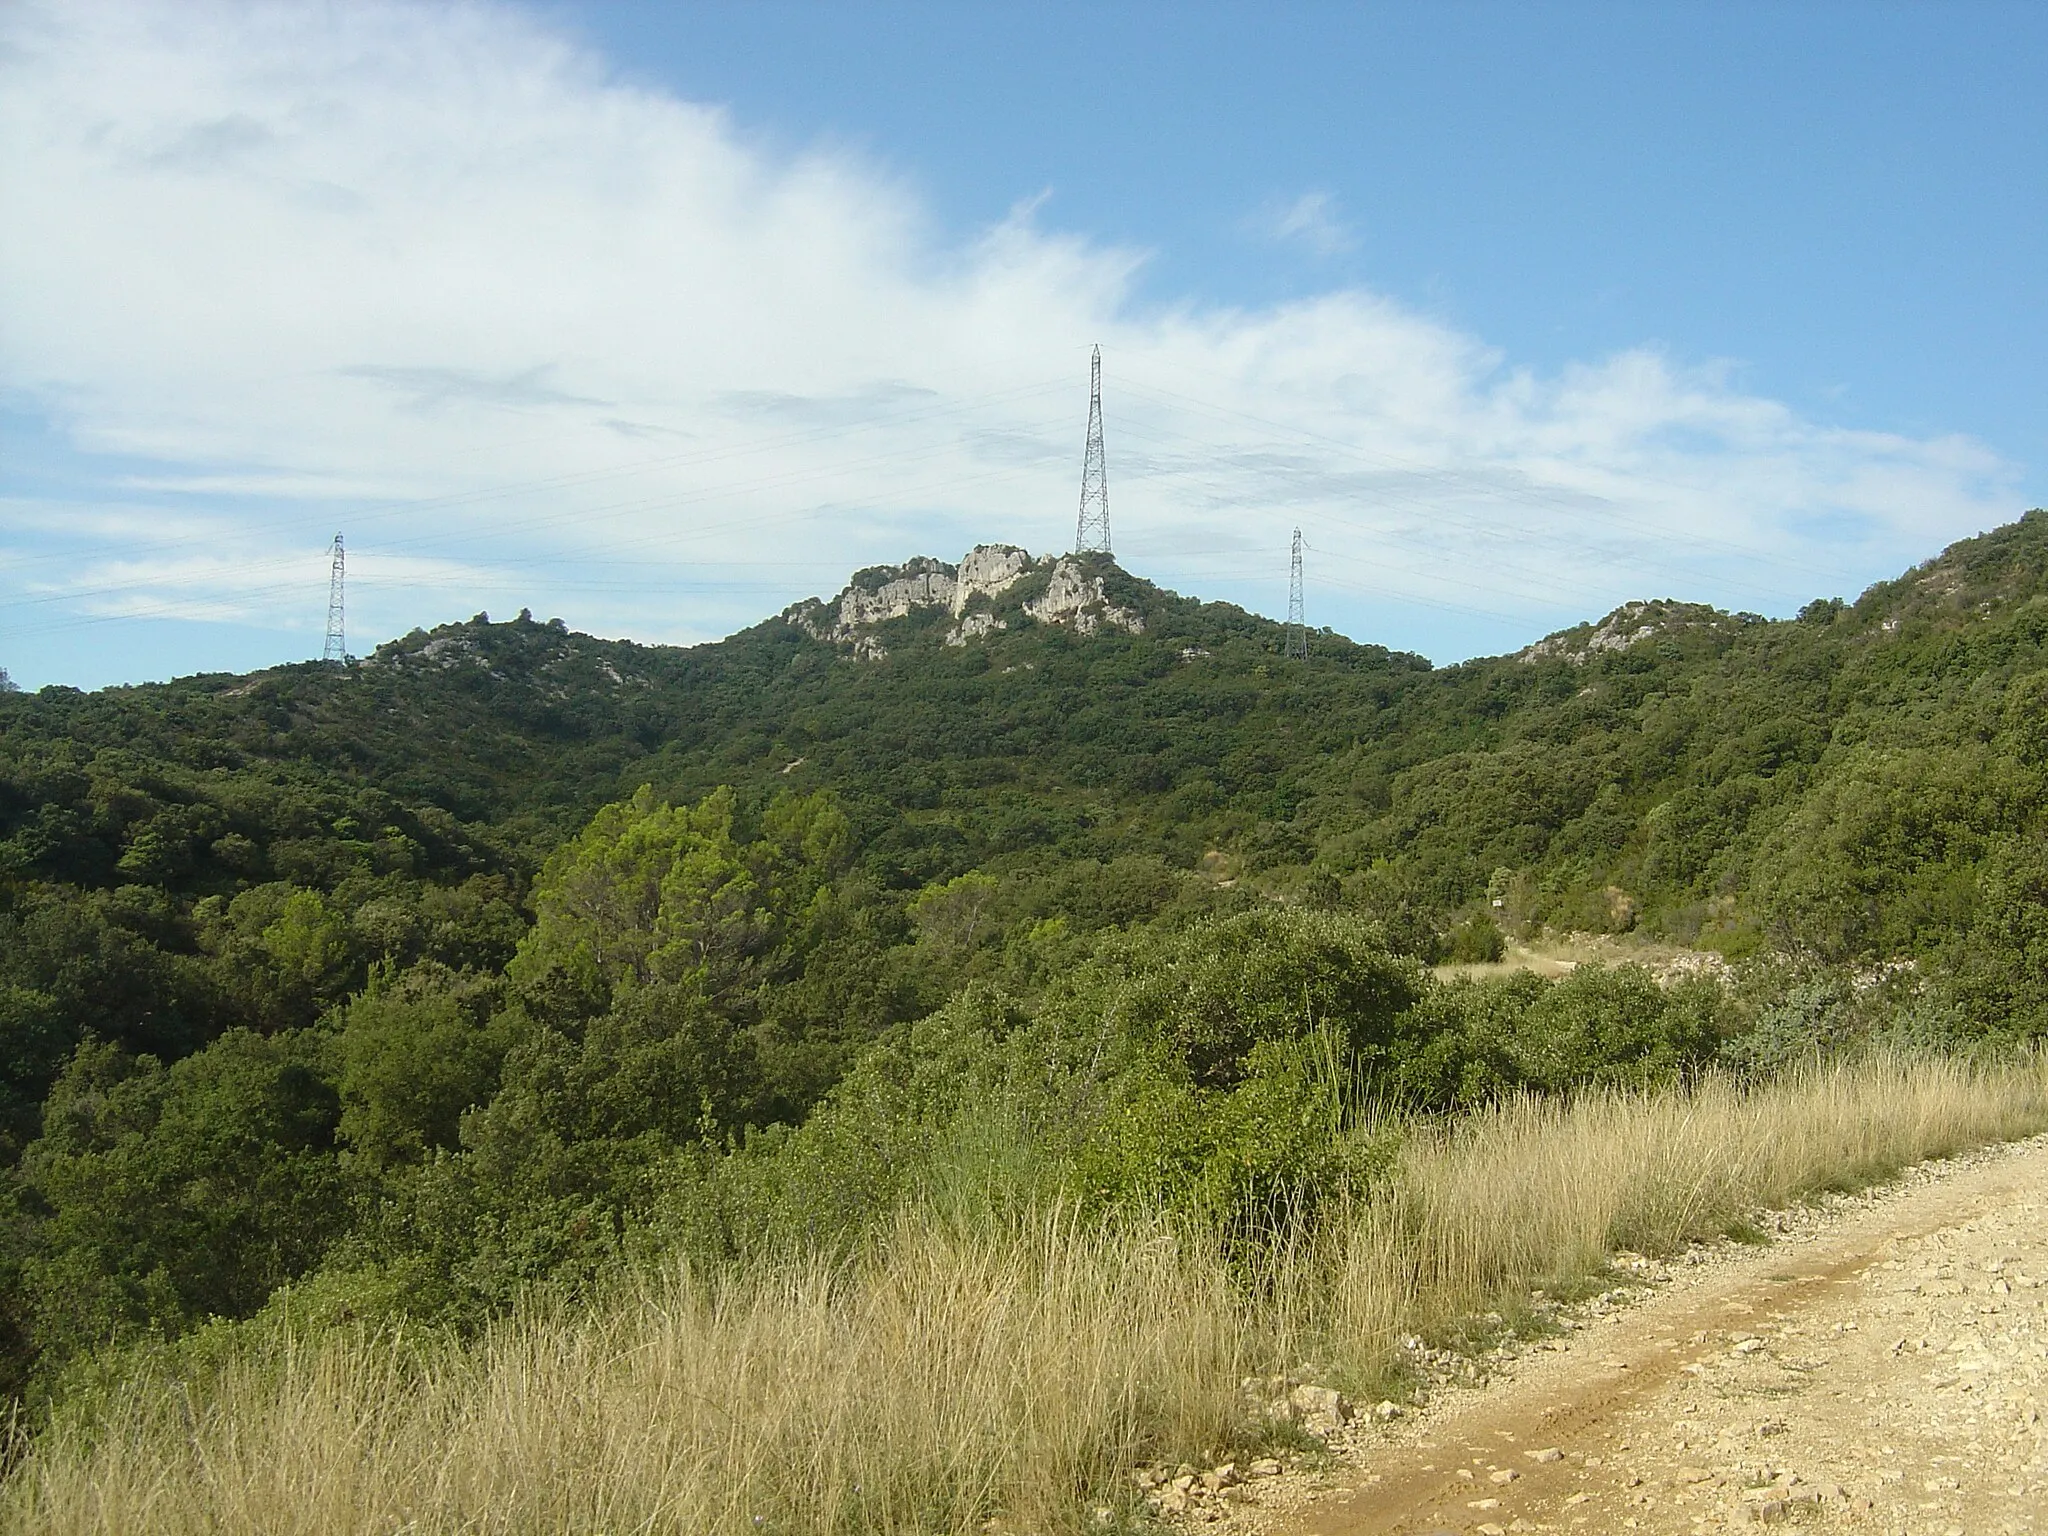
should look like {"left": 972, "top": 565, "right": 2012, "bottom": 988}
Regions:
{"left": 1286, "top": 528, "right": 1309, "bottom": 660}
{"left": 323, "top": 534, "right": 346, "bottom": 663}
{"left": 1074, "top": 345, "right": 1111, "bottom": 556}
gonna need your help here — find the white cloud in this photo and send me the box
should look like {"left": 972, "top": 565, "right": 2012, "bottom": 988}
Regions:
{"left": 0, "top": 0, "right": 2024, "bottom": 678}
{"left": 1260, "top": 190, "right": 1357, "bottom": 257}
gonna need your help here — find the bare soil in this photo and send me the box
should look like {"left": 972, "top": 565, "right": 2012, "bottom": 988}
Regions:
{"left": 1431, "top": 933, "right": 1730, "bottom": 985}
{"left": 1204, "top": 1134, "right": 2048, "bottom": 1536}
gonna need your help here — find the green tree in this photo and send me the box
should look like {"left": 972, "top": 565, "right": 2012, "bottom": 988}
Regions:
{"left": 1940, "top": 835, "right": 2048, "bottom": 1039}
{"left": 1047, "top": 907, "right": 1419, "bottom": 1088}
{"left": 909, "top": 871, "right": 1001, "bottom": 958}
{"left": 17, "top": 1031, "right": 351, "bottom": 1365}
{"left": 510, "top": 785, "right": 850, "bottom": 1010}
{"left": 337, "top": 963, "right": 515, "bottom": 1168}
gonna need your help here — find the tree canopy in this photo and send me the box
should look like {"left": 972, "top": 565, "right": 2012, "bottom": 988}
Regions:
{"left": 5, "top": 509, "right": 2048, "bottom": 1398}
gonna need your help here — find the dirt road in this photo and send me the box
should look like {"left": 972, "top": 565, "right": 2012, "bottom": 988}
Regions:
{"left": 1241, "top": 1135, "right": 2048, "bottom": 1536}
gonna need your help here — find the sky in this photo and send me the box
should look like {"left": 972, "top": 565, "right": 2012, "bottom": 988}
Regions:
{"left": 1, "top": 1, "right": 2043, "bottom": 690}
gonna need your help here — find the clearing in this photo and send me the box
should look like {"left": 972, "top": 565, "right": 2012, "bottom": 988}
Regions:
{"left": 1430, "top": 933, "right": 1732, "bottom": 985}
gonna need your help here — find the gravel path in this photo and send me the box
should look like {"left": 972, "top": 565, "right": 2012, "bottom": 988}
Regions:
{"left": 1212, "top": 1134, "right": 2048, "bottom": 1536}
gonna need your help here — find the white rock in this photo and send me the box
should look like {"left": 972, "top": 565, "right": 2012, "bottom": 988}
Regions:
{"left": 951, "top": 545, "right": 1032, "bottom": 614}
{"left": 1287, "top": 1383, "right": 1350, "bottom": 1435}
{"left": 944, "top": 612, "right": 1007, "bottom": 646}
{"left": 790, "top": 544, "right": 1141, "bottom": 654}
{"left": 1023, "top": 557, "right": 1145, "bottom": 634}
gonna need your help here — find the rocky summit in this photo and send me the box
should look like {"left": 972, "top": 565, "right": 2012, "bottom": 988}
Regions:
{"left": 783, "top": 543, "right": 1146, "bottom": 658}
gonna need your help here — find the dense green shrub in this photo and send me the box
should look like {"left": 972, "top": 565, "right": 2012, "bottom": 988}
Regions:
{"left": 1939, "top": 835, "right": 2048, "bottom": 1040}
{"left": 1444, "top": 912, "right": 1506, "bottom": 963}
{"left": 15, "top": 1031, "right": 354, "bottom": 1364}
{"left": 1390, "top": 964, "right": 1727, "bottom": 1109}
{"left": 338, "top": 963, "right": 514, "bottom": 1167}
{"left": 1716, "top": 974, "right": 1861, "bottom": 1079}
{"left": 1045, "top": 908, "right": 1420, "bottom": 1088}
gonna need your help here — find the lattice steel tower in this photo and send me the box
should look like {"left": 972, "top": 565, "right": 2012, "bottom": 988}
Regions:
{"left": 1286, "top": 528, "right": 1308, "bottom": 660}
{"left": 1074, "top": 344, "right": 1111, "bottom": 555}
{"left": 323, "top": 533, "right": 346, "bottom": 663}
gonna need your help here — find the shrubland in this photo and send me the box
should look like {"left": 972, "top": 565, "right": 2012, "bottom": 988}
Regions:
{"left": 9, "top": 1054, "right": 2042, "bottom": 1535}
{"left": 4, "top": 514, "right": 2048, "bottom": 1526}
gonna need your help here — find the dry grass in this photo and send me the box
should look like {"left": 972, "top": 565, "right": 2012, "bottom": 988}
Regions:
{"left": 9, "top": 1053, "right": 2046, "bottom": 1535}
{"left": 1323, "top": 1052, "right": 2048, "bottom": 1360}
{"left": 6, "top": 1217, "right": 1249, "bottom": 1536}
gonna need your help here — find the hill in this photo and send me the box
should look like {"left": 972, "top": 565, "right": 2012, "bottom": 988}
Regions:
{"left": 9, "top": 520, "right": 2048, "bottom": 1096}
{"left": 3, "top": 514, "right": 2048, "bottom": 1397}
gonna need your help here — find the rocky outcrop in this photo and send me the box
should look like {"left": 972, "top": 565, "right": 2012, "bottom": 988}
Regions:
{"left": 951, "top": 544, "right": 1031, "bottom": 614}
{"left": 1516, "top": 599, "right": 1748, "bottom": 665}
{"left": 786, "top": 544, "right": 1143, "bottom": 658}
{"left": 1024, "top": 557, "right": 1145, "bottom": 637}
{"left": 829, "top": 558, "right": 958, "bottom": 632}
{"left": 944, "top": 611, "right": 1006, "bottom": 647}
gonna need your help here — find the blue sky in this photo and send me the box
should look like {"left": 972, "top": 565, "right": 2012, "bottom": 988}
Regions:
{"left": 2, "top": 1, "right": 2043, "bottom": 688}
{"left": 567, "top": 1, "right": 2045, "bottom": 454}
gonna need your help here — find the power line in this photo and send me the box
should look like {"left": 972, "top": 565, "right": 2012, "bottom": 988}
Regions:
{"left": 0, "top": 452, "right": 1069, "bottom": 644}
{"left": 1111, "top": 373, "right": 1867, "bottom": 591}
{"left": 0, "top": 375, "right": 1075, "bottom": 577}
{"left": 0, "top": 413, "right": 1073, "bottom": 620}
{"left": 4, "top": 351, "right": 1901, "bottom": 656}
{"left": 1097, "top": 401, "right": 1833, "bottom": 612}
{"left": 1074, "top": 345, "right": 1111, "bottom": 556}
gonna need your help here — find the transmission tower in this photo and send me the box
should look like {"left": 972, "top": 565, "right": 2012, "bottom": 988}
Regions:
{"left": 323, "top": 533, "right": 346, "bottom": 664}
{"left": 1286, "top": 528, "right": 1309, "bottom": 660}
{"left": 1074, "top": 344, "right": 1111, "bottom": 556}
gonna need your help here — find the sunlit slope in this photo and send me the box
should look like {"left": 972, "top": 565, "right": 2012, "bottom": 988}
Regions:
{"left": 5, "top": 508, "right": 2046, "bottom": 969}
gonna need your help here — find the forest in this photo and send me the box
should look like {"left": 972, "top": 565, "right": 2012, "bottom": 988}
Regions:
{"left": 3, "top": 510, "right": 2048, "bottom": 1417}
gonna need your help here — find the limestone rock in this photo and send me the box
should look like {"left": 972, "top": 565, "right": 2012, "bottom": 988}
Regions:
{"left": 1287, "top": 1383, "right": 1350, "bottom": 1436}
{"left": 1023, "top": 557, "right": 1145, "bottom": 636}
{"left": 849, "top": 559, "right": 955, "bottom": 624}
{"left": 951, "top": 544, "right": 1031, "bottom": 613}
{"left": 1515, "top": 599, "right": 1751, "bottom": 666}
{"left": 786, "top": 543, "right": 1140, "bottom": 657}
{"left": 944, "top": 612, "right": 1006, "bottom": 646}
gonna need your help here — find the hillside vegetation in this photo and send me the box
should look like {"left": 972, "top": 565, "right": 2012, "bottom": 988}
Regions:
{"left": 10, "top": 1054, "right": 2043, "bottom": 1535}
{"left": 3, "top": 513, "right": 2048, "bottom": 1518}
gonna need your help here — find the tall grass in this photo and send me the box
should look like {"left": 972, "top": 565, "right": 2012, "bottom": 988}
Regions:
{"left": 1323, "top": 1051, "right": 2048, "bottom": 1355}
{"left": 9, "top": 1054, "right": 2046, "bottom": 1536}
